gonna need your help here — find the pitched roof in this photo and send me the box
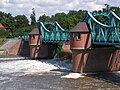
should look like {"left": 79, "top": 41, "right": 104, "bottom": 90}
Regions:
{"left": 29, "top": 28, "right": 40, "bottom": 35}
{"left": 70, "top": 22, "right": 91, "bottom": 33}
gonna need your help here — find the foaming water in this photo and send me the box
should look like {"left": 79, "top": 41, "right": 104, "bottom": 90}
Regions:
{"left": 61, "top": 73, "right": 85, "bottom": 79}
{"left": 0, "top": 57, "right": 72, "bottom": 76}
{"left": 0, "top": 57, "right": 119, "bottom": 89}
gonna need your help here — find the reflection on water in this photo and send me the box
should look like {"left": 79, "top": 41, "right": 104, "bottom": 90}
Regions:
{"left": 86, "top": 72, "right": 120, "bottom": 86}
{"left": 59, "top": 72, "right": 120, "bottom": 90}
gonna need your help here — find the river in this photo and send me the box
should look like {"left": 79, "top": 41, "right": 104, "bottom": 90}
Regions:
{"left": 0, "top": 57, "right": 119, "bottom": 90}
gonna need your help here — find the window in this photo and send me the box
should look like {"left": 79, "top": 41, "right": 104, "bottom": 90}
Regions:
{"left": 72, "top": 33, "right": 75, "bottom": 40}
{"left": 77, "top": 33, "right": 81, "bottom": 40}
{"left": 32, "top": 35, "right": 35, "bottom": 39}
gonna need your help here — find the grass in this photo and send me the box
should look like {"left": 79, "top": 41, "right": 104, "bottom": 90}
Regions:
{"left": 0, "top": 38, "right": 7, "bottom": 46}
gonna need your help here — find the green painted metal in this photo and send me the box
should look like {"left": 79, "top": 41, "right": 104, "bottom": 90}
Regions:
{"left": 22, "top": 35, "right": 29, "bottom": 41}
{"left": 85, "top": 11, "right": 120, "bottom": 45}
{"left": 39, "top": 22, "right": 70, "bottom": 43}
{"left": 12, "top": 35, "right": 29, "bottom": 41}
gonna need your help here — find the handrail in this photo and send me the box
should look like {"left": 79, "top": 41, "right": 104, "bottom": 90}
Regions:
{"left": 92, "top": 12, "right": 110, "bottom": 17}
{"left": 40, "top": 22, "right": 50, "bottom": 32}
{"left": 39, "top": 22, "right": 70, "bottom": 43}
{"left": 55, "top": 21, "right": 64, "bottom": 31}
{"left": 111, "top": 11, "right": 120, "bottom": 21}
{"left": 87, "top": 12, "right": 112, "bottom": 28}
{"left": 87, "top": 11, "right": 120, "bottom": 45}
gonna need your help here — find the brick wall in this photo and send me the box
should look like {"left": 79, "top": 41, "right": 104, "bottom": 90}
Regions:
{"left": 8, "top": 39, "right": 22, "bottom": 56}
{"left": 72, "top": 47, "right": 120, "bottom": 73}
{"left": 62, "top": 43, "right": 72, "bottom": 53}
{"left": 30, "top": 44, "right": 48, "bottom": 59}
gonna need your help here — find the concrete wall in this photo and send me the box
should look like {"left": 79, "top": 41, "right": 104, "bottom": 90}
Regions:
{"left": 62, "top": 43, "right": 72, "bottom": 53}
{"left": 72, "top": 47, "right": 120, "bottom": 73}
{"left": 17, "top": 41, "right": 30, "bottom": 57}
{"left": 8, "top": 39, "right": 22, "bottom": 56}
{"left": 30, "top": 44, "right": 48, "bottom": 59}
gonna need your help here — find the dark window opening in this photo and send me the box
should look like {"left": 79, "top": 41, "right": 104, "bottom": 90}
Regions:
{"left": 32, "top": 35, "right": 35, "bottom": 39}
{"left": 72, "top": 33, "right": 75, "bottom": 40}
{"left": 77, "top": 33, "right": 81, "bottom": 40}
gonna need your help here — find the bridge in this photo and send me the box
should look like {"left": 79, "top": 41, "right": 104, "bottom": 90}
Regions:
{"left": 29, "top": 21, "right": 70, "bottom": 59}
{"left": 37, "top": 11, "right": 120, "bottom": 46}
{"left": 39, "top": 22, "right": 70, "bottom": 43}
{"left": 29, "top": 11, "right": 120, "bottom": 73}
{"left": 70, "top": 11, "right": 120, "bottom": 73}
{"left": 85, "top": 11, "right": 120, "bottom": 45}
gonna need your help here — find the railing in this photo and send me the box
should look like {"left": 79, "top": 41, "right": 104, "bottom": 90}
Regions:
{"left": 86, "top": 11, "right": 120, "bottom": 45}
{"left": 39, "top": 22, "right": 70, "bottom": 43}
{"left": 22, "top": 35, "right": 29, "bottom": 41}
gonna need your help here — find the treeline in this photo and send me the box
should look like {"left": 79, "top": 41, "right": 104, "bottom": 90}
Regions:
{"left": 39, "top": 10, "right": 86, "bottom": 30}
{"left": 38, "top": 6, "right": 120, "bottom": 30}
{"left": 0, "top": 12, "right": 37, "bottom": 38}
{"left": 0, "top": 5, "right": 120, "bottom": 38}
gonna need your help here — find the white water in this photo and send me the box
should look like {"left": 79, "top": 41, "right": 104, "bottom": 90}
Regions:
{"left": 0, "top": 57, "right": 119, "bottom": 79}
{"left": 61, "top": 73, "right": 85, "bottom": 79}
{"left": 0, "top": 57, "right": 86, "bottom": 79}
{"left": 0, "top": 58, "right": 72, "bottom": 76}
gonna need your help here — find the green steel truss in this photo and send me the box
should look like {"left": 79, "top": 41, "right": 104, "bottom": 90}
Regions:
{"left": 85, "top": 11, "right": 120, "bottom": 45}
{"left": 39, "top": 22, "right": 70, "bottom": 43}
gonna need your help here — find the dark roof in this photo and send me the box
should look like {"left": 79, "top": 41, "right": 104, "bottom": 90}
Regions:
{"left": 70, "top": 22, "right": 90, "bottom": 33}
{"left": 29, "top": 28, "right": 40, "bottom": 35}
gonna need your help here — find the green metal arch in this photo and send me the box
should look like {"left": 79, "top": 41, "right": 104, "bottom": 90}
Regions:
{"left": 39, "top": 22, "right": 70, "bottom": 43}
{"left": 85, "top": 11, "right": 120, "bottom": 45}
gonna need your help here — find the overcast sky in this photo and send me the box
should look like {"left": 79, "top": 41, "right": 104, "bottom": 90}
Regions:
{"left": 0, "top": 0, "right": 120, "bottom": 21}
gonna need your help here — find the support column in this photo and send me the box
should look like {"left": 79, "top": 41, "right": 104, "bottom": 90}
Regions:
{"left": 72, "top": 47, "right": 120, "bottom": 73}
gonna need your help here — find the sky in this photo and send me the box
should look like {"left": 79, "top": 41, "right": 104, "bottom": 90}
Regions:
{"left": 0, "top": 0, "right": 120, "bottom": 21}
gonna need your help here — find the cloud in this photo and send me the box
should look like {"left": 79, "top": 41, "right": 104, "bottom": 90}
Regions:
{"left": 0, "top": 0, "right": 119, "bottom": 21}
{"left": 96, "top": 0, "right": 108, "bottom": 5}
{"left": 9, "top": 0, "right": 30, "bottom": 4}
{"left": 34, "top": 0, "right": 62, "bottom": 7}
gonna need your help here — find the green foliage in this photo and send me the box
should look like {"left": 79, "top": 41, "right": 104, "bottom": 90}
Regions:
{"left": 12, "top": 25, "right": 37, "bottom": 37}
{"left": 48, "top": 43, "right": 63, "bottom": 58}
{"left": 0, "top": 38, "right": 7, "bottom": 46}
{"left": 44, "top": 24, "right": 54, "bottom": 31}
{"left": 38, "top": 6, "right": 120, "bottom": 30}
{"left": 38, "top": 10, "right": 86, "bottom": 30}
{"left": 14, "top": 15, "right": 29, "bottom": 28}
{"left": 0, "top": 11, "right": 38, "bottom": 38}
{"left": 0, "top": 11, "right": 31, "bottom": 37}
{"left": 0, "top": 30, "right": 9, "bottom": 38}
{"left": 0, "top": 5, "right": 120, "bottom": 39}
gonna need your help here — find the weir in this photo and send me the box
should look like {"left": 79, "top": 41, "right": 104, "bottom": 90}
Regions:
{"left": 28, "top": 11, "right": 120, "bottom": 73}
{"left": 71, "top": 11, "right": 120, "bottom": 73}
{"left": 29, "top": 22, "right": 70, "bottom": 59}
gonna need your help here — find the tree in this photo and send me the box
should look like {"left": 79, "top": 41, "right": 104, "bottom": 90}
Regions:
{"left": 103, "top": 4, "right": 111, "bottom": 12}
{"left": 38, "top": 10, "right": 86, "bottom": 30}
{"left": 30, "top": 8, "right": 36, "bottom": 25}
{"left": 14, "top": 15, "right": 29, "bottom": 28}
{"left": 38, "top": 14, "right": 50, "bottom": 22}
